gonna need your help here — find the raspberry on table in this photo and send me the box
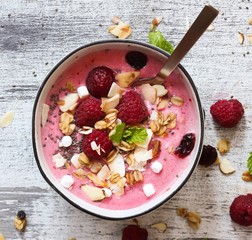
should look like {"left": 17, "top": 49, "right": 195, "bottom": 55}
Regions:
{"left": 117, "top": 90, "right": 149, "bottom": 125}
{"left": 230, "top": 194, "right": 252, "bottom": 226}
{"left": 199, "top": 145, "right": 218, "bottom": 167}
{"left": 82, "top": 129, "right": 113, "bottom": 161}
{"left": 86, "top": 66, "right": 115, "bottom": 98}
{"left": 210, "top": 99, "right": 244, "bottom": 128}
{"left": 74, "top": 96, "right": 105, "bottom": 127}
{"left": 122, "top": 225, "right": 148, "bottom": 240}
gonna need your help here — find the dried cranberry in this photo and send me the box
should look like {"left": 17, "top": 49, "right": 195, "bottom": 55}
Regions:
{"left": 199, "top": 145, "right": 217, "bottom": 167}
{"left": 174, "top": 133, "right": 195, "bottom": 158}
{"left": 122, "top": 225, "right": 148, "bottom": 240}
{"left": 125, "top": 51, "right": 147, "bottom": 70}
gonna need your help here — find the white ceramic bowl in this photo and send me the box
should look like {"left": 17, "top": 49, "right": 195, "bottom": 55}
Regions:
{"left": 32, "top": 40, "right": 204, "bottom": 220}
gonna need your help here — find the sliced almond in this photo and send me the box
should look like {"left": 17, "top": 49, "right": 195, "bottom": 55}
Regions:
{"left": 171, "top": 96, "right": 184, "bottom": 106}
{"left": 219, "top": 158, "right": 236, "bottom": 174}
{"left": 157, "top": 99, "right": 169, "bottom": 110}
{"left": 153, "top": 85, "right": 168, "bottom": 97}
{"left": 176, "top": 207, "right": 189, "bottom": 218}
{"left": 0, "top": 111, "right": 14, "bottom": 128}
{"left": 108, "top": 21, "right": 132, "bottom": 39}
{"left": 111, "top": 16, "right": 122, "bottom": 24}
{"left": 59, "top": 93, "right": 79, "bottom": 112}
{"left": 81, "top": 185, "right": 105, "bottom": 201}
{"left": 217, "top": 139, "right": 230, "bottom": 154}
{"left": 152, "top": 139, "right": 161, "bottom": 158}
{"left": 248, "top": 34, "right": 252, "bottom": 45}
{"left": 237, "top": 32, "right": 245, "bottom": 45}
{"left": 89, "top": 162, "right": 103, "bottom": 173}
{"left": 0, "top": 233, "right": 5, "bottom": 240}
{"left": 248, "top": 18, "right": 252, "bottom": 25}
{"left": 116, "top": 71, "right": 140, "bottom": 88}
{"left": 140, "top": 84, "right": 157, "bottom": 104}
{"left": 207, "top": 24, "right": 215, "bottom": 31}
{"left": 107, "top": 82, "right": 124, "bottom": 97}
{"left": 87, "top": 173, "right": 106, "bottom": 187}
{"left": 101, "top": 94, "right": 120, "bottom": 113}
{"left": 72, "top": 169, "right": 88, "bottom": 179}
{"left": 150, "top": 222, "right": 168, "bottom": 233}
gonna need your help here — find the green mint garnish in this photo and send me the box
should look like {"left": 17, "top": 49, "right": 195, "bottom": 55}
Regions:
{"left": 148, "top": 30, "right": 174, "bottom": 54}
{"left": 109, "top": 123, "right": 126, "bottom": 143}
{"left": 247, "top": 152, "right": 252, "bottom": 174}
{"left": 122, "top": 126, "right": 148, "bottom": 144}
{"left": 109, "top": 124, "right": 148, "bottom": 144}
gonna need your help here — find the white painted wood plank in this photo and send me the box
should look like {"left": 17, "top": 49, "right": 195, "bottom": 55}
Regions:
{"left": 1, "top": 0, "right": 252, "bottom": 239}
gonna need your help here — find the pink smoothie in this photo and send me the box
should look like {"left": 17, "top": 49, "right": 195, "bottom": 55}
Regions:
{"left": 41, "top": 48, "right": 198, "bottom": 210}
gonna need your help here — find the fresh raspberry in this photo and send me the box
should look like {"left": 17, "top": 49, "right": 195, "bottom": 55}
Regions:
{"left": 210, "top": 99, "right": 244, "bottom": 128}
{"left": 122, "top": 225, "right": 148, "bottom": 240}
{"left": 74, "top": 97, "right": 105, "bottom": 127}
{"left": 86, "top": 66, "right": 115, "bottom": 98}
{"left": 117, "top": 90, "right": 149, "bottom": 125}
{"left": 82, "top": 130, "right": 113, "bottom": 161}
{"left": 230, "top": 194, "right": 252, "bottom": 226}
{"left": 199, "top": 145, "right": 218, "bottom": 167}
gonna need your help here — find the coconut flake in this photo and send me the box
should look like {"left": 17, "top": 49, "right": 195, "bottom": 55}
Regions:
{"left": 0, "top": 111, "right": 14, "bottom": 128}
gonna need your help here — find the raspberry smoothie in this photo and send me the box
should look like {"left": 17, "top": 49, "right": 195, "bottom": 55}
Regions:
{"left": 41, "top": 47, "right": 199, "bottom": 210}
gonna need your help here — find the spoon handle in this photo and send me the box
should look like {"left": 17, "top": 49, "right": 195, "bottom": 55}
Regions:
{"left": 157, "top": 5, "right": 219, "bottom": 79}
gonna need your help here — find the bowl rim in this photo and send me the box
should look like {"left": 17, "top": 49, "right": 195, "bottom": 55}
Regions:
{"left": 32, "top": 39, "right": 204, "bottom": 220}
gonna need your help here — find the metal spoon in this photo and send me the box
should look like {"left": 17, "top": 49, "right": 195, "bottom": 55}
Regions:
{"left": 131, "top": 5, "right": 219, "bottom": 86}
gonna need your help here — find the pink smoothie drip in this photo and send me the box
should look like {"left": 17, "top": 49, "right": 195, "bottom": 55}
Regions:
{"left": 41, "top": 48, "right": 197, "bottom": 210}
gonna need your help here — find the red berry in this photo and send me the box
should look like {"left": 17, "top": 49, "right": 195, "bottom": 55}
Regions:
{"left": 199, "top": 145, "right": 217, "bottom": 167}
{"left": 122, "top": 225, "right": 148, "bottom": 240}
{"left": 74, "top": 97, "right": 105, "bottom": 127}
{"left": 117, "top": 90, "right": 149, "bottom": 125}
{"left": 230, "top": 194, "right": 252, "bottom": 226}
{"left": 86, "top": 66, "right": 115, "bottom": 98}
{"left": 82, "top": 130, "right": 113, "bottom": 161}
{"left": 174, "top": 133, "right": 195, "bottom": 158}
{"left": 210, "top": 99, "right": 244, "bottom": 128}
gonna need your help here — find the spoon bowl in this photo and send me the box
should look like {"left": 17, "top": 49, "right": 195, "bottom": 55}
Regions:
{"left": 131, "top": 5, "right": 219, "bottom": 87}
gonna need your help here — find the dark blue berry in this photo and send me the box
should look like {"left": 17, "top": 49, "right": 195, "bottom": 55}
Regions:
{"left": 199, "top": 145, "right": 217, "bottom": 166}
{"left": 17, "top": 210, "right": 26, "bottom": 220}
{"left": 125, "top": 51, "right": 147, "bottom": 70}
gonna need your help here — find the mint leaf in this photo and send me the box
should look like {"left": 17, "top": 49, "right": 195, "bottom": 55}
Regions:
{"left": 123, "top": 126, "right": 147, "bottom": 144}
{"left": 148, "top": 30, "right": 174, "bottom": 54}
{"left": 247, "top": 152, "right": 252, "bottom": 174}
{"left": 109, "top": 123, "right": 126, "bottom": 143}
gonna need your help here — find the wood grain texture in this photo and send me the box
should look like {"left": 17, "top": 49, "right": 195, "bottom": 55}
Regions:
{"left": 1, "top": 0, "right": 252, "bottom": 239}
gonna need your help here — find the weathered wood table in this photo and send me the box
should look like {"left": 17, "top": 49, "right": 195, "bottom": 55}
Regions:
{"left": 1, "top": 0, "right": 252, "bottom": 239}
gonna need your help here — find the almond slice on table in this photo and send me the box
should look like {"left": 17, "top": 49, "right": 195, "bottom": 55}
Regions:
{"left": 237, "top": 32, "right": 245, "bottom": 45}
{"left": 81, "top": 185, "right": 105, "bottom": 201}
{"left": 0, "top": 111, "right": 14, "bottom": 128}
{"left": 108, "top": 21, "right": 132, "bottom": 39}
{"left": 219, "top": 158, "right": 236, "bottom": 174}
{"left": 116, "top": 71, "right": 140, "bottom": 88}
{"left": 150, "top": 222, "right": 168, "bottom": 233}
{"left": 248, "top": 34, "right": 252, "bottom": 45}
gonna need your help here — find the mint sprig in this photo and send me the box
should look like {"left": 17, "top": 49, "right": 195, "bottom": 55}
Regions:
{"left": 247, "top": 152, "right": 252, "bottom": 174}
{"left": 109, "top": 123, "right": 147, "bottom": 144}
{"left": 148, "top": 30, "right": 174, "bottom": 54}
